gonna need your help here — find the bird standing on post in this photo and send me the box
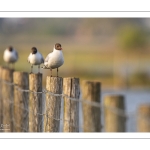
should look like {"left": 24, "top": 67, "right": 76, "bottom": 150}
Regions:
{"left": 42, "top": 43, "right": 64, "bottom": 77}
{"left": 28, "top": 47, "right": 44, "bottom": 73}
{"left": 3, "top": 46, "right": 18, "bottom": 69}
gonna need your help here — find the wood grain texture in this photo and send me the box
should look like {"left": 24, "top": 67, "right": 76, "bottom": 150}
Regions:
{"left": 44, "top": 76, "right": 63, "bottom": 132}
{"left": 13, "top": 71, "right": 29, "bottom": 132}
{"left": 63, "top": 77, "right": 80, "bottom": 132}
{"left": 104, "top": 95, "right": 126, "bottom": 132}
{"left": 29, "top": 73, "right": 43, "bottom": 132}
{"left": 0, "top": 66, "right": 3, "bottom": 129}
{"left": 82, "top": 81, "right": 101, "bottom": 132}
{"left": 137, "top": 104, "right": 150, "bottom": 132}
{"left": 0, "top": 66, "right": 3, "bottom": 132}
{"left": 1, "top": 67, "right": 14, "bottom": 132}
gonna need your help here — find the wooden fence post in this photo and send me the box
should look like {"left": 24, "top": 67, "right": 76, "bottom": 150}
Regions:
{"left": 82, "top": 81, "right": 101, "bottom": 132}
{"left": 29, "top": 73, "right": 43, "bottom": 132}
{"left": 0, "top": 66, "right": 3, "bottom": 132}
{"left": 13, "top": 71, "right": 29, "bottom": 132}
{"left": 1, "top": 67, "right": 14, "bottom": 132}
{"left": 44, "top": 76, "right": 63, "bottom": 132}
{"left": 137, "top": 104, "right": 150, "bottom": 132}
{"left": 104, "top": 95, "right": 126, "bottom": 132}
{"left": 63, "top": 77, "right": 80, "bottom": 132}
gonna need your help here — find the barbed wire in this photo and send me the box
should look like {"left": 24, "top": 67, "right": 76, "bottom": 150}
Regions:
{"left": 1, "top": 78, "right": 150, "bottom": 132}
{"left": 0, "top": 79, "right": 137, "bottom": 118}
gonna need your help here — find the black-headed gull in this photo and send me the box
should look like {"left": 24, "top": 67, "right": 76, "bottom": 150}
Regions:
{"left": 3, "top": 46, "right": 18, "bottom": 69}
{"left": 42, "top": 43, "right": 64, "bottom": 77}
{"left": 28, "top": 47, "right": 44, "bottom": 73}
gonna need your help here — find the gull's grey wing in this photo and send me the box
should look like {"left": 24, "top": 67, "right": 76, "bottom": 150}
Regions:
{"left": 41, "top": 57, "right": 44, "bottom": 63}
{"left": 15, "top": 50, "right": 18, "bottom": 59}
{"left": 38, "top": 52, "right": 44, "bottom": 63}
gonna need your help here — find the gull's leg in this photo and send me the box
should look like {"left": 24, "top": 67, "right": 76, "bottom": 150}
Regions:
{"left": 7, "top": 62, "right": 9, "bottom": 68}
{"left": 11, "top": 63, "right": 13, "bottom": 69}
{"left": 38, "top": 65, "right": 40, "bottom": 73}
{"left": 13, "top": 63, "right": 15, "bottom": 70}
{"left": 50, "top": 68, "right": 52, "bottom": 77}
{"left": 57, "top": 68, "right": 58, "bottom": 77}
{"left": 30, "top": 65, "right": 33, "bottom": 74}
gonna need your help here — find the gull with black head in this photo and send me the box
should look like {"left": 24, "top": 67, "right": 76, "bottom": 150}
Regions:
{"left": 3, "top": 46, "right": 18, "bottom": 69}
{"left": 28, "top": 47, "right": 44, "bottom": 73}
{"left": 42, "top": 43, "right": 64, "bottom": 77}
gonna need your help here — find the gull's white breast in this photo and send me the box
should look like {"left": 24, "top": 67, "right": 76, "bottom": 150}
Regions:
{"left": 3, "top": 49, "right": 18, "bottom": 63}
{"left": 28, "top": 52, "right": 44, "bottom": 65}
{"left": 44, "top": 49, "right": 64, "bottom": 69}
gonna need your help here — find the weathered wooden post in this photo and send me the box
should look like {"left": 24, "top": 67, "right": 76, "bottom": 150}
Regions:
{"left": 44, "top": 76, "right": 63, "bottom": 132}
{"left": 137, "top": 104, "right": 150, "bottom": 132}
{"left": 63, "top": 77, "right": 80, "bottom": 132}
{"left": 82, "top": 81, "right": 101, "bottom": 132}
{"left": 0, "top": 66, "right": 3, "bottom": 132}
{"left": 104, "top": 95, "right": 126, "bottom": 132}
{"left": 1, "top": 67, "right": 14, "bottom": 132}
{"left": 29, "top": 73, "right": 43, "bottom": 132}
{"left": 13, "top": 71, "right": 29, "bottom": 132}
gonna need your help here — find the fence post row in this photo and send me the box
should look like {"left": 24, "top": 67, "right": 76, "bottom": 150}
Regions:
{"left": 63, "top": 77, "right": 80, "bottom": 132}
{"left": 1, "top": 66, "right": 150, "bottom": 133}
{"left": 82, "top": 81, "right": 101, "bottom": 132}
{"left": 137, "top": 104, "right": 150, "bottom": 132}
{"left": 44, "top": 76, "right": 63, "bottom": 132}
{"left": 29, "top": 73, "right": 44, "bottom": 132}
{"left": 13, "top": 71, "right": 29, "bottom": 132}
{"left": 104, "top": 95, "right": 126, "bottom": 132}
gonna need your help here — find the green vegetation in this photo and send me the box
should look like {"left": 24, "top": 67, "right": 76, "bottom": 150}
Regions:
{"left": 118, "top": 25, "right": 148, "bottom": 51}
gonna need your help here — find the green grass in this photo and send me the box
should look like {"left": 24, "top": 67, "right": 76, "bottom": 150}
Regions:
{"left": 1, "top": 35, "right": 150, "bottom": 89}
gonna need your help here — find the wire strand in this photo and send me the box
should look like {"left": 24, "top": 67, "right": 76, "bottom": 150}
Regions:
{"left": 1, "top": 78, "right": 150, "bottom": 132}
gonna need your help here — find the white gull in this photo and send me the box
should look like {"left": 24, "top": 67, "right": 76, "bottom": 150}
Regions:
{"left": 28, "top": 47, "right": 44, "bottom": 73}
{"left": 42, "top": 43, "right": 64, "bottom": 77}
{"left": 3, "top": 46, "right": 18, "bottom": 69}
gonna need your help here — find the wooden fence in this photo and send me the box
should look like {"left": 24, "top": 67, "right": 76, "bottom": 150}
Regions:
{"left": 0, "top": 66, "right": 150, "bottom": 132}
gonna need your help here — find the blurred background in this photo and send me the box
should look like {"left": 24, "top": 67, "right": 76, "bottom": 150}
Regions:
{"left": 0, "top": 18, "right": 150, "bottom": 131}
{"left": 0, "top": 18, "right": 150, "bottom": 90}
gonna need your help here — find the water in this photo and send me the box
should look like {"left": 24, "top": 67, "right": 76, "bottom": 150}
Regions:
{"left": 102, "top": 89, "right": 150, "bottom": 132}
{"left": 78, "top": 89, "right": 150, "bottom": 132}
{"left": 60, "top": 89, "right": 150, "bottom": 132}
